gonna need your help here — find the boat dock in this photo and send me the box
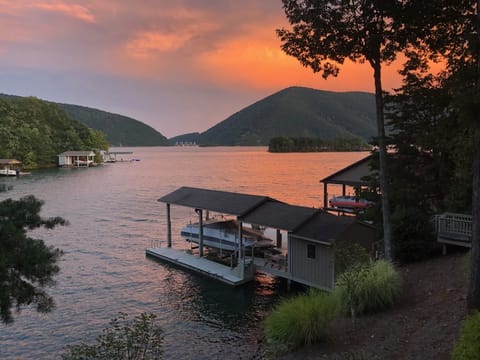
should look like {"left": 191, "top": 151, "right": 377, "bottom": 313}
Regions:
{"left": 146, "top": 247, "right": 253, "bottom": 286}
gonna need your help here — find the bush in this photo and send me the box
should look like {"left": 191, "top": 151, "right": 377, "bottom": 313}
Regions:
{"left": 452, "top": 311, "right": 480, "bottom": 360}
{"left": 334, "top": 260, "right": 403, "bottom": 320}
{"left": 62, "top": 312, "right": 164, "bottom": 360}
{"left": 264, "top": 290, "right": 339, "bottom": 352}
{"left": 334, "top": 241, "right": 371, "bottom": 276}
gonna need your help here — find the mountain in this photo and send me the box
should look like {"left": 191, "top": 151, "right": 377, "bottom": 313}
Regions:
{"left": 0, "top": 96, "right": 108, "bottom": 168}
{"left": 58, "top": 104, "right": 168, "bottom": 147}
{"left": 175, "top": 87, "right": 377, "bottom": 146}
{"left": 168, "top": 132, "right": 200, "bottom": 145}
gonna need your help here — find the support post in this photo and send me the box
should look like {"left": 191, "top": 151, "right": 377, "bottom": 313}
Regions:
{"left": 166, "top": 203, "right": 172, "bottom": 248}
{"left": 342, "top": 184, "right": 346, "bottom": 196}
{"left": 238, "top": 221, "right": 243, "bottom": 260}
{"left": 199, "top": 209, "right": 204, "bottom": 257}
{"left": 276, "top": 229, "right": 282, "bottom": 248}
{"left": 323, "top": 183, "right": 328, "bottom": 209}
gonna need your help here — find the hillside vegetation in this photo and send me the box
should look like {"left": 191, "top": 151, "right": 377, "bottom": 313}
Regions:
{"left": 58, "top": 103, "right": 169, "bottom": 147}
{"left": 182, "top": 87, "right": 376, "bottom": 146}
{"left": 0, "top": 96, "right": 108, "bottom": 168}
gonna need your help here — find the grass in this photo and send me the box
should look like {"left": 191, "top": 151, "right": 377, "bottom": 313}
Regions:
{"left": 452, "top": 311, "right": 480, "bottom": 360}
{"left": 334, "top": 260, "right": 403, "bottom": 319}
{"left": 264, "top": 289, "right": 339, "bottom": 352}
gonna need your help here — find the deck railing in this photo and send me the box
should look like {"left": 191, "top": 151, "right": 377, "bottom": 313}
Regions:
{"left": 434, "top": 213, "right": 472, "bottom": 253}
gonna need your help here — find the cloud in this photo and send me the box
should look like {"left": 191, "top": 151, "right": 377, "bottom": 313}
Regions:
{"left": 34, "top": 2, "right": 95, "bottom": 23}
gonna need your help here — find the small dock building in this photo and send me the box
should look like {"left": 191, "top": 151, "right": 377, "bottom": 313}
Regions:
{"left": 57, "top": 151, "right": 95, "bottom": 167}
{"left": 0, "top": 159, "right": 22, "bottom": 176}
{"left": 147, "top": 187, "right": 376, "bottom": 290}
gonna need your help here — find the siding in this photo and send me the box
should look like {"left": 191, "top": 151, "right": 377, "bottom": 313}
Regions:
{"left": 289, "top": 234, "right": 334, "bottom": 290}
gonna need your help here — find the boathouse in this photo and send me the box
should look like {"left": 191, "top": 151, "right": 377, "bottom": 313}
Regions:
{"left": 147, "top": 187, "right": 376, "bottom": 290}
{"left": 320, "top": 155, "right": 372, "bottom": 210}
{"left": 0, "top": 159, "right": 21, "bottom": 176}
{"left": 57, "top": 151, "right": 95, "bottom": 167}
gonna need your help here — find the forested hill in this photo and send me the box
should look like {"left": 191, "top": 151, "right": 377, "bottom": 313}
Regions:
{"left": 58, "top": 103, "right": 168, "bottom": 146}
{"left": 185, "top": 87, "right": 376, "bottom": 146}
{"left": 0, "top": 96, "right": 108, "bottom": 168}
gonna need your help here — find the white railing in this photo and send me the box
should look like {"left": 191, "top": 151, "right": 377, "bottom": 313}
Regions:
{"left": 437, "top": 213, "right": 472, "bottom": 236}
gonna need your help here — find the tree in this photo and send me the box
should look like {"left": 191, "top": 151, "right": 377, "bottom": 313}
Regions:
{"left": 62, "top": 312, "right": 164, "bottom": 360}
{"left": 277, "top": 0, "right": 406, "bottom": 261}
{"left": 0, "top": 195, "right": 66, "bottom": 324}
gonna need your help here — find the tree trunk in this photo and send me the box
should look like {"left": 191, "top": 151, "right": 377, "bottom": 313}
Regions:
{"left": 372, "top": 60, "right": 393, "bottom": 262}
{"left": 467, "top": 0, "right": 480, "bottom": 311}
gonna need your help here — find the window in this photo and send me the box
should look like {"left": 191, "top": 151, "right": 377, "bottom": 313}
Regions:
{"left": 307, "top": 243, "right": 316, "bottom": 259}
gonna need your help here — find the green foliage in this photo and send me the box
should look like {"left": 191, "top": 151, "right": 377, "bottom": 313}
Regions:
{"left": 0, "top": 195, "right": 66, "bottom": 324}
{"left": 451, "top": 311, "right": 480, "bottom": 360}
{"left": 334, "top": 260, "right": 402, "bottom": 321}
{"left": 269, "top": 136, "right": 370, "bottom": 152}
{"left": 334, "top": 241, "right": 371, "bottom": 277}
{"left": 0, "top": 96, "right": 109, "bottom": 168}
{"left": 59, "top": 103, "right": 169, "bottom": 147}
{"left": 264, "top": 290, "right": 339, "bottom": 352}
{"left": 62, "top": 312, "right": 164, "bottom": 360}
{"left": 196, "top": 87, "right": 377, "bottom": 146}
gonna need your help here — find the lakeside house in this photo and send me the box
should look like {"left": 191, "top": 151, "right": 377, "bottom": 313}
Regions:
{"left": 57, "top": 151, "right": 95, "bottom": 167}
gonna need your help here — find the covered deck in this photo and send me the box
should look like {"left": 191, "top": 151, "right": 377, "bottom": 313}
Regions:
{"left": 320, "top": 155, "right": 371, "bottom": 213}
{"left": 0, "top": 159, "right": 21, "bottom": 176}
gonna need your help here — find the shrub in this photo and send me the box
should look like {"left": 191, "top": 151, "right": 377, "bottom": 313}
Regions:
{"left": 335, "top": 260, "right": 403, "bottom": 320}
{"left": 264, "top": 290, "right": 339, "bottom": 352}
{"left": 62, "top": 312, "right": 164, "bottom": 360}
{"left": 334, "top": 241, "right": 371, "bottom": 277}
{"left": 452, "top": 311, "right": 480, "bottom": 360}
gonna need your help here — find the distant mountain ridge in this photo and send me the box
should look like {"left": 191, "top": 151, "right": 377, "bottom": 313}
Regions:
{"left": 170, "top": 87, "right": 376, "bottom": 146}
{"left": 0, "top": 93, "right": 168, "bottom": 147}
{"left": 57, "top": 103, "right": 168, "bottom": 147}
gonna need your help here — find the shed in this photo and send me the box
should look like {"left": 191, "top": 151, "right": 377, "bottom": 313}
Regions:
{"left": 320, "top": 155, "right": 372, "bottom": 209}
{"left": 57, "top": 151, "right": 95, "bottom": 167}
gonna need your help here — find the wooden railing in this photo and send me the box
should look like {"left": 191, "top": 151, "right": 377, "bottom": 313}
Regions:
{"left": 434, "top": 213, "right": 472, "bottom": 253}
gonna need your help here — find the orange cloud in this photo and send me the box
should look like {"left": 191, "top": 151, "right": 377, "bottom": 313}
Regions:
{"left": 195, "top": 27, "right": 404, "bottom": 93}
{"left": 125, "top": 31, "right": 193, "bottom": 58}
{"left": 34, "top": 2, "right": 95, "bottom": 23}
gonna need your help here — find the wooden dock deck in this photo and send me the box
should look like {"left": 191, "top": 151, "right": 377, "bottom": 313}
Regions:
{"left": 146, "top": 247, "right": 251, "bottom": 286}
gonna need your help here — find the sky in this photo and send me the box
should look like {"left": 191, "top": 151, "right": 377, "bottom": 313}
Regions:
{"left": 0, "top": 0, "right": 405, "bottom": 138}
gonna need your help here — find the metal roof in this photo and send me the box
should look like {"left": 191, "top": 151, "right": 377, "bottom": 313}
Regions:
{"left": 0, "top": 159, "right": 21, "bottom": 165}
{"left": 239, "top": 200, "right": 317, "bottom": 232}
{"left": 159, "top": 187, "right": 360, "bottom": 245}
{"left": 293, "top": 211, "right": 355, "bottom": 244}
{"left": 57, "top": 151, "right": 95, "bottom": 157}
{"left": 320, "top": 155, "right": 371, "bottom": 186}
{"left": 158, "top": 186, "right": 271, "bottom": 216}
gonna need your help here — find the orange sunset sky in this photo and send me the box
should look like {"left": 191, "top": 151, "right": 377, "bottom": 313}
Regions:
{"left": 0, "top": 0, "right": 405, "bottom": 137}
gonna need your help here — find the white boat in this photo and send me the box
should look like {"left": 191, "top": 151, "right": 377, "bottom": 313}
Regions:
{"left": 0, "top": 168, "right": 18, "bottom": 176}
{"left": 181, "top": 219, "right": 274, "bottom": 252}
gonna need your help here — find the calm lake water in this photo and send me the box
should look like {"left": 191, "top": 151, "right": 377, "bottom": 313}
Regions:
{"left": 0, "top": 147, "right": 368, "bottom": 359}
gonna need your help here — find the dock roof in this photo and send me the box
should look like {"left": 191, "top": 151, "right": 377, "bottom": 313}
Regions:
{"left": 57, "top": 151, "right": 95, "bottom": 157}
{"left": 239, "top": 200, "right": 317, "bottom": 232}
{"left": 0, "top": 159, "right": 21, "bottom": 165}
{"left": 159, "top": 187, "right": 360, "bottom": 245}
{"left": 320, "top": 155, "right": 371, "bottom": 186}
{"left": 158, "top": 186, "right": 271, "bottom": 216}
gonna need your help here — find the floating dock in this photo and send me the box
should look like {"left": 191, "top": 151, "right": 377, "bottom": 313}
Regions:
{"left": 146, "top": 247, "right": 253, "bottom": 286}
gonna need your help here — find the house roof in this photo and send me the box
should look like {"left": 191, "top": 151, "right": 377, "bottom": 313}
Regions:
{"left": 0, "top": 159, "right": 21, "bottom": 165}
{"left": 159, "top": 187, "right": 358, "bottom": 245}
{"left": 320, "top": 155, "right": 372, "bottom": 186}
{"left": 57, "top": 151, "right": 96, "bottom": 157}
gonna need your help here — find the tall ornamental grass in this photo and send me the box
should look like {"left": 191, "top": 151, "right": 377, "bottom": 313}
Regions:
{"left": 452, "top": 311, "right": 480, "bottom": 360}
{"left": 264, "top": 290, "right": 338, "bottom": 351}
{"left": 334, "top": 260, "right": 403, "bottom": 320}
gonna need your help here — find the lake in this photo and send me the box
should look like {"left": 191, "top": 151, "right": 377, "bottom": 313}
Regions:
{"left": 0, "top": 147, "right": 368, "bottom": 359}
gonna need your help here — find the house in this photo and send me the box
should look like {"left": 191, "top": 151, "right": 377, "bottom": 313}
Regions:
{"left": 57, "top": 151, "right": 96, "bottom": 167}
